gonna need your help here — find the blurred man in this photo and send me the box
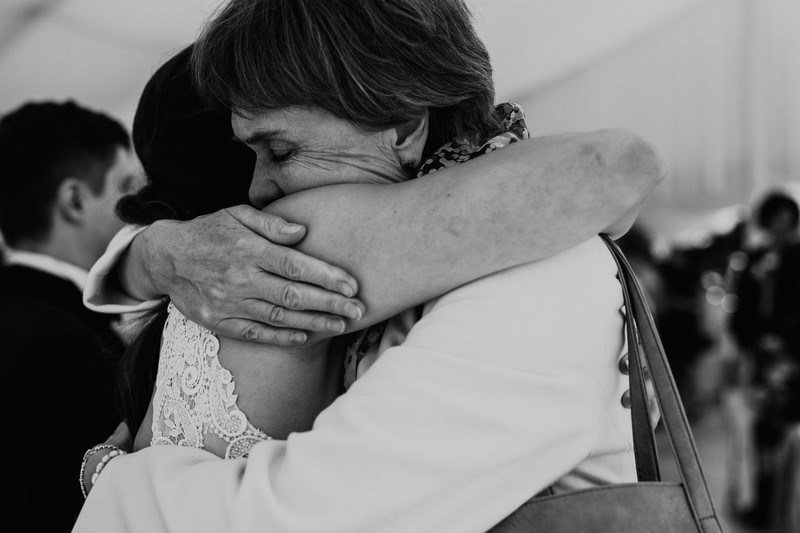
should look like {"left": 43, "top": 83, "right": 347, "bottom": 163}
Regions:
{"left": 0, "top": 100, "right": 139, "bottom": 530}
{"left": 727, "top": 189, "right": 800, "bottom": 527}
{"left": 731, "top": 190, "right": 800, "bottom": 360}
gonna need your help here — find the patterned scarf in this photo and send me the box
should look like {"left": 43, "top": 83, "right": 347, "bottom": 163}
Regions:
{"left": 343, "top": 102, "right": 530, "bottom": 390}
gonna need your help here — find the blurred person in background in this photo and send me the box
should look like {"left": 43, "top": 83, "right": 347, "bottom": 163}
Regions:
{"left": 725, "top": 188, "right": 800, "bottom": 529}
{"left": 0, "top": 100, "right": 139, "bottom": 530}
{"left": 652, "top": 208, "right": 750, "bottom": 421}
{"left": 730, "top": 190, "right": 800, "bottom": 361}
{"left": 647, "top": 239, "right": 715, "bottom": 417}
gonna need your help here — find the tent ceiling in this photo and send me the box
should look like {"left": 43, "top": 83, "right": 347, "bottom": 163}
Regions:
{"left": 0, "top": 0, "right": 221, "bottom": 122}
{"left": 0, "top": 0, "right": 705, "bottom": 125}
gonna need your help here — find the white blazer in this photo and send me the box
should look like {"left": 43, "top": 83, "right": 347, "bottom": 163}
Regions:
{"left": 75, "top": 236, "right": 634, "bottom": 533}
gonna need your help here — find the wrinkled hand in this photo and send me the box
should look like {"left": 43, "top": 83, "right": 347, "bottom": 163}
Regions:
{"left": 140, "top": 205, "right": 364, "bottom": 344}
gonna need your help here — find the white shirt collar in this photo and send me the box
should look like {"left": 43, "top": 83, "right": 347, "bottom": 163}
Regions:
{"left": 4, "top": 249, "right": 89, "bottom": 292}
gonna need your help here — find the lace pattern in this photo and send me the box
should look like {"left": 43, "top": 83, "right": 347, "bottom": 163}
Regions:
{"left": 151, "top": 303, "right": 271, "bottom": 459}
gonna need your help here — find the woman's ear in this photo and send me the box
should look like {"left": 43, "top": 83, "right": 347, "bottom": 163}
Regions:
{"left": 54, "top": 178, "right": 88, "bottom": 225}
{"left": 392, "top": 111, "right": 429, "bottom": 168}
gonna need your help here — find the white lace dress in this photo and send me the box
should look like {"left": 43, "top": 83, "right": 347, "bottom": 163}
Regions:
{"left": 150, "top": 303, "right": 271, "bottom": 459}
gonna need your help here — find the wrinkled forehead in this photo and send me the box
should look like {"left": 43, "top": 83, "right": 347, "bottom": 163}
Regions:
{"left": 232, "top": 107, "right": 321, "bottom": 141}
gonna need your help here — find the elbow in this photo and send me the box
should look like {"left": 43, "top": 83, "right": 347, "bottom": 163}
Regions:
{"left": 624, "top": 130, "right": 667, "bottom": 190}
{"left": 593, "top": 128, "right": 667, "bottom": 202}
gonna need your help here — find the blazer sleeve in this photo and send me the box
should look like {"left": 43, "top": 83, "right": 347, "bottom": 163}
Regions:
{"left": 74, "top": 237, "right": 626, "bottom": 533}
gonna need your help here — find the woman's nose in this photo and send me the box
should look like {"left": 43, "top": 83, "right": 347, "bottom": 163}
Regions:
{"left": 249, "top": 176, "right": 286, "bottom": 208}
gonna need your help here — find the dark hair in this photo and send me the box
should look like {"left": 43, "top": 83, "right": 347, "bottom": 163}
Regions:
{"left": 117, "top": 45, "right": 255, "bottom": 437}
{"left": 0, "top": 100, "right": 130, "bottom": 246}
{"left": 118, "top": 47, "right": 254, "bottom": 225}
{"left": 192, "top": 0, "right": 501, "bottom": 154}
{"left": 755, "top": 190, "right": 799, "bottom": 230}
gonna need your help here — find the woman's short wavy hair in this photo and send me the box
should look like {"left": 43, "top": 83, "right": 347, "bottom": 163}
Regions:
{"left": 192, "top": 0, "right": 501, "bottom": 151}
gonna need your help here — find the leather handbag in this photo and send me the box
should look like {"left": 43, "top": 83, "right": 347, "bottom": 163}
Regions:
{"left": 489, "top": 235, "right": 724, "bottom": 532}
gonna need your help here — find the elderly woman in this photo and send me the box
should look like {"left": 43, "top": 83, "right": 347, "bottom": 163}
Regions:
{"left": 76, "top": 0, "right": 664, "bottom": 531}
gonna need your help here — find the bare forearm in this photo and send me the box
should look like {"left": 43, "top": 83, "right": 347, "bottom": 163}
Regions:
{"left": 267, "top": 129, "right": 665, "bottom": 332}
{"left": 437, "top": 128, "right": 665, "bottom": 247}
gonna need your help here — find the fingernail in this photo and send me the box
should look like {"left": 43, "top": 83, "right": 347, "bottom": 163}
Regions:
{"left": 344, "top": 303, "right": 362, "bottom": 321}
{"left": 337, "top": 281, "right": 355, "bottom": 298}
{"left": 290, "top": 332, "right": 307, "bottom": 344}
{"left": 280, "top": 223, "right": 304, "bottom": 235}
{"left": 328, "top": 319, "right": 346, "bottom": 333}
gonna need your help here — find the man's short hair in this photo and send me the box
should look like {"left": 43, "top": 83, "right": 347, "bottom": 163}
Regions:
{"left": 0, "top": 100, "right": 130, "bottom": 246}
{"left": 192, "top": 0, "right": 500, "bottom": 151}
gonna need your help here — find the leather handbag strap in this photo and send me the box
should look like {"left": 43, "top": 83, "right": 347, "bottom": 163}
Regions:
{"left": 601, "top": 235, "right": 720, "bottom": 523}
{"left": 616, "top": 246, "right": 661, "bottom": 482}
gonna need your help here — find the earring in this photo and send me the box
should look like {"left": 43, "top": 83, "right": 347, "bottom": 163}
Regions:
{"left": 401, "top": 160, "right": 417, "bottom": 176}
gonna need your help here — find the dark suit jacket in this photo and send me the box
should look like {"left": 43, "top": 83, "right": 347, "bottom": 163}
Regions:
{"left": 0, "top": 264, "right": 124, "bottom": 531}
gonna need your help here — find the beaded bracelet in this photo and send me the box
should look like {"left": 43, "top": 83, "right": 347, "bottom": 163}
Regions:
{"left": 79, "top": 444, "right": 127, "bottom": 499}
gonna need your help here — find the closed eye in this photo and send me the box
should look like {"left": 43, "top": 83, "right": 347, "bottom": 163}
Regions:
{"left": 271, "top": 148, "right": 294, "bottom": 163}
